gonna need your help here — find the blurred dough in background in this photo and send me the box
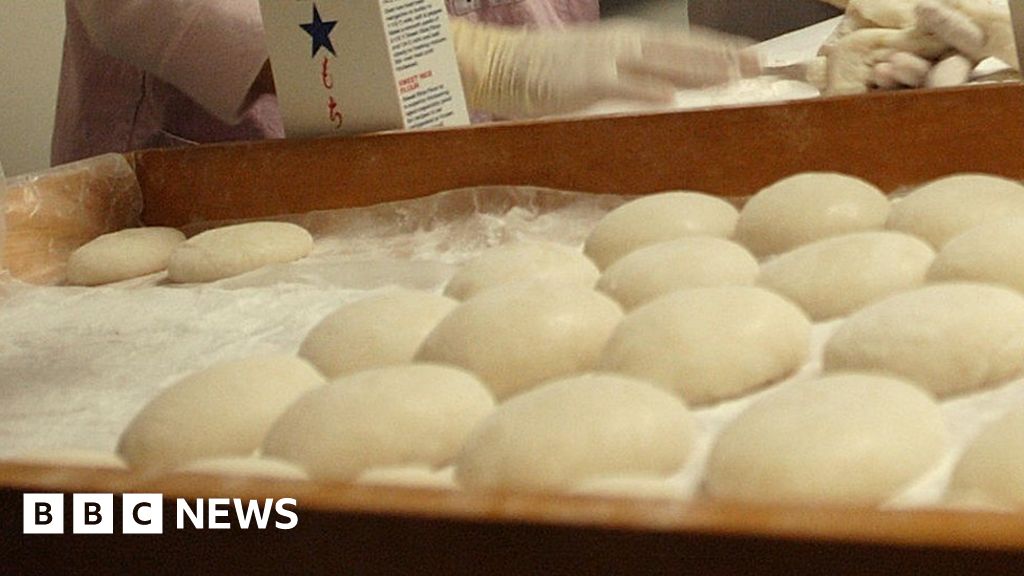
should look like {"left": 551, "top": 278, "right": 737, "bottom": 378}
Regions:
{"left": 167, "top": 222, "right": 314, "bottom": 283}
{"left": 66, "top": 227, "right": 185, "bottom": 286}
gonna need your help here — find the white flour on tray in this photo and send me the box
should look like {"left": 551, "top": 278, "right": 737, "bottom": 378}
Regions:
{"left": 3, "top": 185, "right": 1024, "bottom": 510}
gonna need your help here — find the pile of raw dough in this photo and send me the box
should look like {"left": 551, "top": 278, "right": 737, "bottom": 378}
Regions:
{"left": 35, "top": 170, "right": 1024, "bottom": 511}
{"left": 65, "top": 221, "right": 314, "bottom": 286}
{"left": 812, "top": 0, "right": 1018, "bottom": 95}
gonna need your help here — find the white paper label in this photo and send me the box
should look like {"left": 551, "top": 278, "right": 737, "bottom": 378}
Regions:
{"left": 259, "top": 0, "right": 468, "bottom": 137}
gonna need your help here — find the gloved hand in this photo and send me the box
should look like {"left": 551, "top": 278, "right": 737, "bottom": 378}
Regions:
{"left": 818, "top": 0, "right": 920, "bottom": 57}
{"left": 816, "top": 0, "right": 1015, "bottom": 94}
{"left": 450, "top": 19, "right": 761, "bottom": 118}
{"left": 914, "top": 0, "right": 1018, "bottom": 69}
{"left": 816, "top": 22, "right": 949, "bottom": 94}
{"left": 812, "top": 0, "right": 938, "bottom": 93}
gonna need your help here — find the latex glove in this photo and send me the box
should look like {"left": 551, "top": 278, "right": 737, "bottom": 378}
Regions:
{"left": 863, "top": 0, "right": 1015, "bottom": 91}
{"left": 813, "top": 0, "right": 926, "bottom": 93}
{"left": 914, "top": 0, "right": 1018, "bottom": 69}
{"left": 819, "top": 0, "right": 920, "bottom": 56}
{"left": 872, "top": 52, "right": 974, "bottom": 88}
{"left": 823, "top": 26, "right": 948, "bottom": 93}
{"left": 871, "top": 51, "right": 934, "bottom": 88}
{"left": 450, "top": 19, "right": 761, "bottom": 118}
{"left": 815, "top": 0, "right": 971, "bottom": 94}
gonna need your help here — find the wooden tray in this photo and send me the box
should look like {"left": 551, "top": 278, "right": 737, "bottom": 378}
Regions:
{"left": 5, "top": 83, "right": 1024, "bottom": 573}
{"left": 131, "top": 83, "right": 1024, "bottom": 226}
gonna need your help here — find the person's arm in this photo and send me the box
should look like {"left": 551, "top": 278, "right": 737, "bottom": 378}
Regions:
{"left": 450, "top": 18, "right": 761, "bottom": 118}
{"left": 72, "top": 0, "right": 270, "bottom": 123}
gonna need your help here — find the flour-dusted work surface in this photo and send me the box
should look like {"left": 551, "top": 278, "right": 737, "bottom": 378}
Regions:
{"left": 4, "top": 179, "right": 1024, "bottom": 517}
{"left": 7, "top": 79, "right": 1024, "bottom": 575}
{"left": 0, "top": 187, "right": 623, "bottom": 457}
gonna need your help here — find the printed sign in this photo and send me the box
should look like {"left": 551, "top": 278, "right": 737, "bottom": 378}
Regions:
{"left": 259, "top": 0, "right": 470, "bottom": 137}
{"left": 23, "top": 493, "right": 299, "bottom": 534}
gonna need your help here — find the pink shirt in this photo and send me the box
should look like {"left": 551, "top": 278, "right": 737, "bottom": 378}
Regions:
{"left": 51, "top": 0, "right": 599, "bottom": 166}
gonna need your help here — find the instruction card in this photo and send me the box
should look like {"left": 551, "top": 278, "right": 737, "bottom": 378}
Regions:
{"left": 259, "top": 0, "right": 470, "bottom": 137}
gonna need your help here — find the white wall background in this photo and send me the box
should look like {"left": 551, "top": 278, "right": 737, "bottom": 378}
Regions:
{"left": 0, "top": 1, "right": 65, "bottom": 177}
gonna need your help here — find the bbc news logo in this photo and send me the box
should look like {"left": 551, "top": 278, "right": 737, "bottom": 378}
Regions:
{"left": 23, "top": 493, "right": 298, "bottom": 534}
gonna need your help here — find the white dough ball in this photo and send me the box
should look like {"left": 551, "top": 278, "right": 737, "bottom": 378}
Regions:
{"left": 583, "top": 192, "right": 739, "bottom": 269}
{"left": 947, "top": 403, "right": 1024, "bottom": 509}
{"left": 299, "top": 290, "right": 457, "bottom": 379}
{"left": 174, "top": 457, "right": 308, "bottom": 480}
{"left": 118, "top": 355, "right": 324, "bottom": 471}
{"left": 444, "top": 241, "right": 599, "bottom": 300}
{"left": 262, "top": 364, "right": 495, "bottom": 481}
{"left": 6, "top": 448, "right": 127, "bottom": 470}
{"left": 758, "top": 231, "right": 935, "bottom": 320}
{"left": 167, "top": 221, "right": 313, "bottom": 283}
{"left": 599, "top": 286, "right": 811, "bottom": 405}
{"left": 887, "top": 173, "right": 1024, "bottom": 247}
{"left": 704, "top": 374, "right": 947, "bottom": 506}
{"left": 356, "top": 466, "right": 457, "bottom": 489}
{"left": 67, "top": 227, "right": 185, "bottom": 286}
{"left": 454, "top": 374, "right": 696, "bottom": 492}
{"left": 416, "top": 281, "right": 623, "bottom": 400}
{"left": 823, "top": 283, "right": 1024, "bottom": 396}
{"left": 735, "top": 172, "right": 889, "bottom": 256}
{"left": 928, "top": 217, "right": 1024, "bottom": 292}
{"left": 597, "top": 237, "right": 759, "bottom": 310}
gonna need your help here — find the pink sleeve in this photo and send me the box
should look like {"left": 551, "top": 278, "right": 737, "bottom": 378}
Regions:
{"left": 73, "top": 0, "right": 268, "bottom": 123}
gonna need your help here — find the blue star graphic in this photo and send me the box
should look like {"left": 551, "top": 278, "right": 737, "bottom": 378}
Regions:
{"left": 300, "top": 4, "right": 338, "bottom": 58}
